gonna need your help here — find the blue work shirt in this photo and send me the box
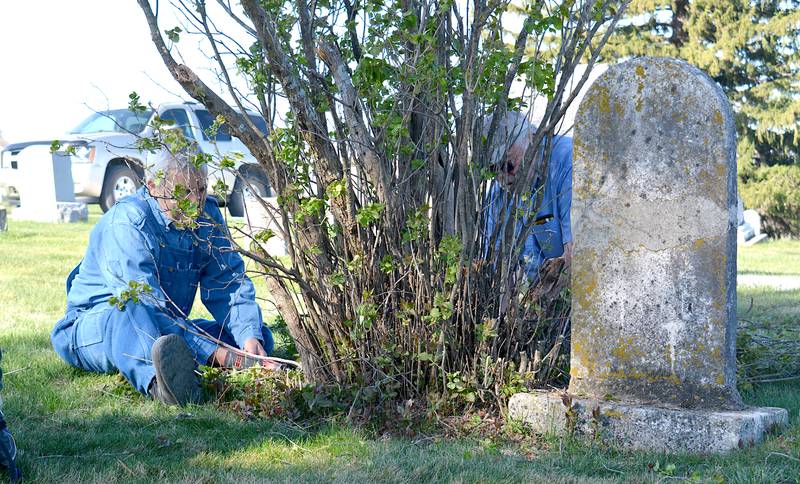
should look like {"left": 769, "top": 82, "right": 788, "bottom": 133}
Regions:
{"left": 65, "top": 186, "right": 264, "bottom": 349}
{"left": 486, "top": 135, "right": 573, "bottom": 279}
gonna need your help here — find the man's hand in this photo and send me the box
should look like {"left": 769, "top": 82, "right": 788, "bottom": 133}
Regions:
{"left": 563, "top": 242, "right": 573, "bottom": 269}
{"left": 242, "top": 337, "right": 283, "bottom": 370}
{"left": 243, "top": 337, "right": 267, "bottom": 357}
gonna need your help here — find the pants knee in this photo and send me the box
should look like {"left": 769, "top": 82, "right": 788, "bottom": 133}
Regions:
{"left": 50, "top": 316, "right": 80, "bottom": 368}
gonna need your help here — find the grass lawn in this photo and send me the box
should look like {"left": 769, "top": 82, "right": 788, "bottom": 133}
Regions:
{"left": 738, "top": 239, "right": 800, "bottom": 276}
{"left": 1, "top": 208, "right": 799, "bottom": 482}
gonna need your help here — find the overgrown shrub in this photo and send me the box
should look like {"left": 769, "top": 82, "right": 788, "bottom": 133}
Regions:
{"left": 135, "top": 0, "right": 627, "bottom": 409}
{"left": 739, "top": 165, "right": 800, "bottom": 238}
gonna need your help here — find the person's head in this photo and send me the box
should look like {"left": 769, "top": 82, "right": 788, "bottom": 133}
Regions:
{"left": 145, "top": 148, "right": 208, "bottom": 227}
{"left": 482, "top": 111, "right": 534, "bottom": 183}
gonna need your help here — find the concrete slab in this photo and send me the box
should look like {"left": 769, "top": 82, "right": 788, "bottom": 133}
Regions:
{"left": 509, "top": 391, "right": 788, "bottom": 454}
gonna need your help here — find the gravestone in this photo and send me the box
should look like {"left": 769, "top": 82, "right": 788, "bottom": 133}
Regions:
{"left": 508, "top": 58, "right": 787, "bottom": 453}
{"left": 0, "top": 207, "right": 6, "bottom": 231}
{"left": 10, "top": 146, "right": 88, "bottom": 223}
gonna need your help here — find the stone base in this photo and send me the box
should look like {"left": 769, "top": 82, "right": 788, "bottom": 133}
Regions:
{"left": 57, "top": 202, "right": 88, "bottom": 223}
{"left": 743, "top": 233, "right": 768, "bottom": 246}
{"left": 508, "top": 391, "right": 788, "bottom": 454}
{"left": 11, "top": 202, "right": 88, "bottom": 223}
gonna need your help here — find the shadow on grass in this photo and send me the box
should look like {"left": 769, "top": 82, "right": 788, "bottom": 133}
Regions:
{"left": 2, "top": 320, "right": 799, "bottom": 481}
{"left": 7, "top": 380, "right": 800, "bottom": 483}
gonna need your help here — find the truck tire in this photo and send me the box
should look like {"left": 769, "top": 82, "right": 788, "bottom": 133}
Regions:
{"left": 100, "top": 164, "right": 141, "bottom": 212}
{"left": 228, "top": 169, "right": 271, "bottom": 217}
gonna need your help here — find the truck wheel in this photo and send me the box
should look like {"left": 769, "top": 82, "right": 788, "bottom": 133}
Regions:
{"left": 228, "top": 170, "right": 271, "bottom": 217}
{"left": 100, "top": 164, "right": 141, "bottom": 212}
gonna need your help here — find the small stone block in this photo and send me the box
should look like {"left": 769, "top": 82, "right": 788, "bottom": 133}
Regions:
{"left": 743, "top": 234, "right": 768, "bottom": 247}
{"left": 0, "top": 207, "right": 6, "bottom": 231}
{"left": 509, "top": 391, "right": 788, "bottom": 454}
{"left": 57, "top": 202, "right": 88, "bottom": 223}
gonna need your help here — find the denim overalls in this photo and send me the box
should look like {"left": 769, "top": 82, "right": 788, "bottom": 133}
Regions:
{"left": 51, "top": 188, "right": 273, "bottom": 394}
{"left": 486, "top": 135, "right": 573, "bottom": 280}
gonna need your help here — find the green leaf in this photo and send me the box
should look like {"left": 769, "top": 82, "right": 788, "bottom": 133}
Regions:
{"left": 379, "top": 255, "right": 394, "bottom": 274}
{"left": 128, "top": 92, "right": 146, "bottom": 114}
{"left": 212, "top": 179, "right": 228, "bottom": 197}
{"left": 254, "top": 229, "right": 275, "bottom": 243}
{"left": 219, "top": 156, "right": 236, "bottom": 170}
{"left": 330, "top": 271, "right": 346, "bottom": 288}
{"left": 192, "top": 152, "right": 212, "bottom": 168}
{"left": 325, "top": 178, "right": 347, "bottom": 199}
{"left": 164, "top": 26, "right": 182, "bottom": 43}
{"left": 356, "top": 202, "right": 384, "bottom": 227}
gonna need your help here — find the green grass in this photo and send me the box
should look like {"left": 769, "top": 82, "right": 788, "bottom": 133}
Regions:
{"left": 738, "top": 239, "right": 800, "bottom": 276}
{"left": 1, "top": 208, "right": 799, "bottom": 482}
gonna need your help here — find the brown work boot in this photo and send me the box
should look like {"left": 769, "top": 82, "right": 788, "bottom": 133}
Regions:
{"left": 150, "top": 335, "right": 199, "bottom": 405}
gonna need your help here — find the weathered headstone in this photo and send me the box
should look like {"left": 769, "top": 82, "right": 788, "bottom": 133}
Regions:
{"left": 0, "top": 207, "right": 6, "bottom": 231}
{"left": 508, "top": 58, "right": 787, "bottom": 453}
{"left": 10, "top": 146, "right": 88, "bottom": 223}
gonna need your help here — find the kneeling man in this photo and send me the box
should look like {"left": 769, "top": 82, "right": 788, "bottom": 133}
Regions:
{"left": 485, "top": 111, "right": 573, "bottom": 294}
{"left": 52, "top": 150, "right": 276, "bottom": 405}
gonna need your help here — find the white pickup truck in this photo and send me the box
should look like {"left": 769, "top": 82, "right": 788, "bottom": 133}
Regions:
{"left": 0, "top": 102, "right": 272, "bottom": 215}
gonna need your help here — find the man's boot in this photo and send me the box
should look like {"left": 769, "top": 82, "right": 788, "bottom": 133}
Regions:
{"left": 149, "top": 335, "right": 199, "bottom": 406}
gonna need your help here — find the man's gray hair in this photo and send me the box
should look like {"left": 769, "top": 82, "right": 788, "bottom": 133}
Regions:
{"left": 144, "top": 147, "right": 207, "bottom": 182}
{"left": 481, "top": 111, "right": 535, "bottom": 168}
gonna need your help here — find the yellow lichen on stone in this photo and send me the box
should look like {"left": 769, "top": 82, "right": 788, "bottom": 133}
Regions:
{"left": 693, "top": 239, "right": 706, "bottom": 249}
{"left": 605, "top": 370, "right": 682, "bottom": 386}
{"left": 635, "top": 65, "right": 645, "bottom": 77}
{"left": 611, "top": 337, "right": 643, "bottom": 362}
{"left": 572, "top": 254, "right": 598, "bottom": 310}
{"left": 715, "top": 162, "right": 727, "bottom": 179}
{"left": 575, "top": 273, "right": 597, "bottom": 308}
{"left": 597, "top": 86, "right": 611, "bottom": 114}
{"left": 713, "top": 110, "right": 724, "bottom": 124}
{"left": 570, "top": 338, "right": 596, "bottom": 378}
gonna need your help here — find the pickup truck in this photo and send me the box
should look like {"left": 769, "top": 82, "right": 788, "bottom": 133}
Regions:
{"left": 0, "top": 102, "right": 272, "bottom": 215}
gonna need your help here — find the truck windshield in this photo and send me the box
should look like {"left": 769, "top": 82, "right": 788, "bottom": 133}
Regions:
{"left": 70, "top": 109, "right": 154, "bottom": 135}
{"left": 195, "top": 109, "right": 269, "bottom": 141}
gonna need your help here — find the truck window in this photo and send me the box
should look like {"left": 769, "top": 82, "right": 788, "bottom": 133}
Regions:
{"left": 160, "top": 109, "right": 195, "bottom": 140}
{"left": 70, "top": 109, "right": 153, "bottom": 134}
{"left": 196, "top": 110, "right": 232, "bottom": 142}
{"left": 196, "top": 109, "right": 269, "bottom": 142}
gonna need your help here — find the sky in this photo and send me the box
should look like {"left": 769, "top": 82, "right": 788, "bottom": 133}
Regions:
{"left": 0, "top": 1, "right": 597, "bottom": 144}
{"left": 0, "top": 1, "right": 238, "bottom": 144}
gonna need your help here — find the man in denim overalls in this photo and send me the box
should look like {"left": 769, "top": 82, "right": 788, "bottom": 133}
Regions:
{"left": 51, "top": 150, "right": 276, "bottom": 405}
{"left": 484, "top": 111, "right": 573, "bottom": 291}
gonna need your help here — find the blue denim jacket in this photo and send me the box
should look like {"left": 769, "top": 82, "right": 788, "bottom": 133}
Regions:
{"left": 64, "top": 187, "right": 264, "bottom": 348}
{"left": 486, "top": 135, "right": 573, "bottom": 279}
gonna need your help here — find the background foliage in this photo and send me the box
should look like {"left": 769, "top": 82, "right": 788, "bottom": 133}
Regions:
{"left": 599, "top": 0, "right": 800, "bottom": 236}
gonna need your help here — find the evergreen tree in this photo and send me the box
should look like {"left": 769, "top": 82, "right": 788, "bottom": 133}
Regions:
{"left": 600, "top": 0, "right": 800, "bottom": 170}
